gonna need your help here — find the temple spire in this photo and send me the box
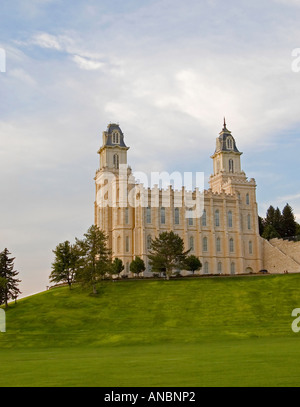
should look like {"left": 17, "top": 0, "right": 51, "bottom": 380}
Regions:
{"left": 223, "top": 117, "right": 226, "bottom": 129}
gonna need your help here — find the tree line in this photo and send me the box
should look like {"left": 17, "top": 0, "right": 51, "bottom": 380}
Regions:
{"left": 49, "top": 226, "right": 202, "bottom": 293}
{"left": 259, "top": 203, "right": 300, "bottom": 240}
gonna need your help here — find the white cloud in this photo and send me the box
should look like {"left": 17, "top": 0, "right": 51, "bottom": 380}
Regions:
{"left": 72, "top": 55, "right": 105, "bottom": 71}
{"left": 32, "top": 32, "right": 62, "bottom": 50}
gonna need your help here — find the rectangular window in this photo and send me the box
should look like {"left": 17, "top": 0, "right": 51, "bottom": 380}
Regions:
{"left": 125, "top": 207, "right": 129, "bottom": 224}
{"left": 125, "top": 236, "right": 129, "bottom": 252}
{"left": 230, "top": 262, "right": 235, "bottom": 275}
{"left": 174, "top": 208, "right": 180, "bottom": 225}
{"left": 203, "top": 237, "right": 208, "bottom": 252}
{"left": 146, "top": 207, "right": 151, "bottom": 224}
{"left": 215, "top": 210, "right": 220, "bottom": 227}
{"left": 161, "top": 207, "right": 166, "bottom": 224}
{"left": 188, "top": 208, "right": 193, "bottom": 226}
{"left": 202, "top": 210, "right": 207, "bottom": 227}
{"left": 216, "top": 237, "right": 221, "bottom": 252}
{"left": 228, "top": 211, "right": 233, "bottom": 228}
{"left": 189, "top": 236, "right": 194, "bottom": 251}
{"left": 218, "top": 262, "right": 222, "bottom": 274}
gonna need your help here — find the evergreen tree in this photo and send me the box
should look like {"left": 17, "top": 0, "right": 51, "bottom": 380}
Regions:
{"left": 76, "top": 225, "right": 111, "bottom": 294}
{"left": 262, "top": 224, "right": 281, "bottom": 240}
{"left": 273, "top": 207, "right": 283, "bottom": 237}
{"left": 258, "top": 216, "right": 265, "bottom": 236}
{"left": 0, "top": 277, "right": 6, "bottom": 305}
{"left": 0, "top": 248, "right": 21, "bottom": 308}
{"left": 49, "top": 241, "right": 80, "bottom": 289}
{"left": 281, "top": 203, "right": 297, "bottom": 237}
{"left": 265, "top": 205, "right": 276, "bottom": 229}
{"left": 296, "top": 223, "right": 300, "bottom": 237}
{"left": 148, "top": 231, "right": 190, "bottom": 280}
{"left": 130, "top": 256, "right": 146, "bottom": 278}
{"left": 110, "top": 258, "right": 124, "bottom": 278}
{"left": 184, "top": 255, "right": 202, "bottom": 274}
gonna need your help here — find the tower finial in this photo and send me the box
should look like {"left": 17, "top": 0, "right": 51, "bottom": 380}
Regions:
{"left": 223, "top": 117, "right": 226, "bottom": 128}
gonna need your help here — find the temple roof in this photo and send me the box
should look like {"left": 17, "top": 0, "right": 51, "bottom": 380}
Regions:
{"left": 104, "top": 123, "right": 127, "bottom": 148}
{"left": 214, "top": 118, "right": 240, "bottom": 154}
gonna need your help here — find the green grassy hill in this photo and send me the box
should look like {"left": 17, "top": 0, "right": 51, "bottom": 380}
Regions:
{"left": 1, "top": 274, "right": 300, "bottom": 386}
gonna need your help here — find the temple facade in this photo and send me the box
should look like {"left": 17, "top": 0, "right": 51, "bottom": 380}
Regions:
{"left": 94, "top": 120, "right": 268, "bottom": 276}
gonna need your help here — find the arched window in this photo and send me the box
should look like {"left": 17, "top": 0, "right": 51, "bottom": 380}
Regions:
{"left": 147, "top": 235, "right": 152, "bottom": 251}
{"left": 215, "top": 209, "right": 220, "bottom": 227}
{"left": 203, "top": 237, "right": 208, "bottom": 252}
{"left": 189, "top": 236, "right": 194, "bottom": 251}
{"left": 249, "top": 240, "right": 253, "bottom": 254}
{"left": 146, "top": 207, "right": 151, "bottom": 224}
{"left": 247, "top": 214, "right": 251, "bottom": 230}
{"left": 218, "top": 262, "right": 222, "bottom": 274}
{"left": 113, "top": 154, "right": 119, "bottom": 169}
{"left": 246, "top": 193, "right": 250, "bottom": 205}
{"left": 230, "top": 262, "right": 235, "bottom": 275}
{"left": 125, "top": 236, "right": 130, "bottom": 252}
{"left": 204, "top": 262, "right": 209, "bottom": 274}
{"left": 229, "top": 159, "right": 234, "bottom": 173}
{"left": 216, "top": 237, "right": 221, "bottom": 252}
{"left": 160, "top": 207, "right": 166, "bottom": 224}
{"left": 174, "top": 207, "right": 180, "bottom": 225}
{"left": 228, "top": 211, "right": 233, "bottom": 228}
{"left": 229, "top": 238, "right": 234, "bottom": 253}
{"left": 125, "top": 207, "right": 129, "bottom": 224}
{"left": 202, "top": 209, "right": 207, "bottom": 227}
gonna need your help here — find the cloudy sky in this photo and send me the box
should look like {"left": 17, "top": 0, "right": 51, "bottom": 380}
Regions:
{"left": 1, "top": 0, "right": 300, "bottom": 298}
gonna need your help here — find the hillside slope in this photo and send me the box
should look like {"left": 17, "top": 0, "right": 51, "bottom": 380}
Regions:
{"left": 1, "top": 274, "right": 299, "bottom": 349}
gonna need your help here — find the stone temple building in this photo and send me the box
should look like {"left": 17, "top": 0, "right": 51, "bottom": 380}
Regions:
{"left": 94, "top": 121, "right": 300, "bottom": 276}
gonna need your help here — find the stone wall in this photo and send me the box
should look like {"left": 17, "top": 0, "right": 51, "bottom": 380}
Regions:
{"left": 262, "top": 237, "right": 300, "bottom": 274}
{"left": 268, "top": 238, "right": 300, "bottom": 265}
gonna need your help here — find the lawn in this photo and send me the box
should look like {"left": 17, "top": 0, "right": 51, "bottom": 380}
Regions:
{"left": 1, "top": 274, "right": 300, "bottom": 386}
